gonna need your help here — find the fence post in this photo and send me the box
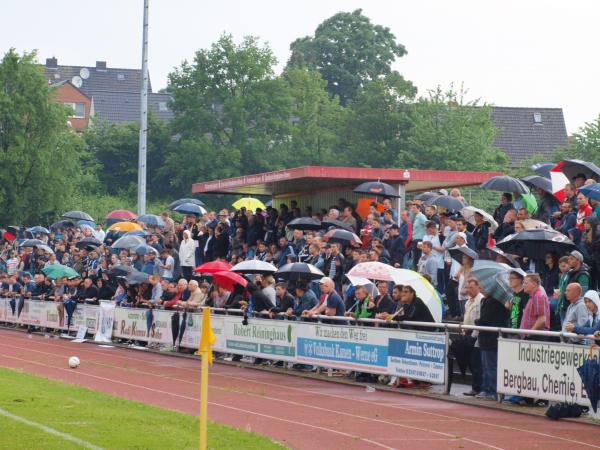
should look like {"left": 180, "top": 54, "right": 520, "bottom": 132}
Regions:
{"left": 443, "top": 329, "right": 450, "bottom": 395}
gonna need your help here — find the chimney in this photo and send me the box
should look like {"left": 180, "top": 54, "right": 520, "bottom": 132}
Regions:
{"left": 46, "top": 57, "right": 58, "bottom": 68}
{"left": 96, "top": 61, "right": 107, "bottom": 71}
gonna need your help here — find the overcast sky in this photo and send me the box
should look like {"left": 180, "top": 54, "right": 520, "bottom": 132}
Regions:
{"left": 3, "top": 0, "right": 599, "bottom": 133}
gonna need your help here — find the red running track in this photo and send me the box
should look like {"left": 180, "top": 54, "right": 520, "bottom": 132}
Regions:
{"left": 0, "top": 329, "right": 598, "bottom": 450}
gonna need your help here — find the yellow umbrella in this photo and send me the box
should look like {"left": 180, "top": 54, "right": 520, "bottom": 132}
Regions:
{"left": 108, "top": 221, "right": 142, "bottom": 232}
{"left": 232, "top": 197, "right": 266, "bottom": 211}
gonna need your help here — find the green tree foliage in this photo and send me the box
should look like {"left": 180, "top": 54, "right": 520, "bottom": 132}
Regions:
{"left": 555, "top": 114, "right": 600, "bottom": 163}
{"left": 288, "top": 9, "right": 409, "bottom": 105}
{"left": 338, "top": 73, "right": 416, "bottom": 167}
{"left": 397, "top": 86, "right": 507, "bottom": 171}
{"left": 0, "top": 50, "right": 84, "bottom": 225}
{"left": 168, "top": 34, "right": 292, "bottom": 176}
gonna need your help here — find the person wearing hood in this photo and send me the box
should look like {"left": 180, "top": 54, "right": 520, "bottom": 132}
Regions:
{"left": 561, "top": 283, "right": 590, "bottom": 343}
{"left": 179, "top": 229, "right": 197, "bottom": 281}
{"left": 565, "top": 290, "right": 600, "bottom": 345}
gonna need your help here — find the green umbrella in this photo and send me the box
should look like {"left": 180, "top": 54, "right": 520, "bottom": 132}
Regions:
{"left": 521, "top": 193, "right": 538, "bottom": 215}
{"left": 42, "top": 264, "right": 80, "bottom": 280}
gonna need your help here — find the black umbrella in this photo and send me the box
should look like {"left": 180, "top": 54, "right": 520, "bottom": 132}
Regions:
{"left": 577, "top": 358, "right": 600, "bottom": 413}
{"left": 486, "top": 247, "right": 520, "bottom": 268}
{"left": 449, "top": 246, "right": 479, "bottom": 264}
{"left": 168, "top": 198, "right": 206, "bottom": 209}
{"left": 531, "top": 162, "right": 555, "bottom": 179}
{"left": 321, "top": 219, "right": 353, "bottom": 232}
{"left": 171, "top": 312, "right": 180, "bottom": 347}
{"left": 353, "top": 181, "right": 401, "bottom": 198}
{"left": 173, "top": 203, "right": 207, "bottom": 216}
{"left": 20, "top": 239, "right": 45, "bottom": 248}
{"left": 521, "top": 175, "right": 552, "bottom": 193}
{"left": 145, "top": 309, "right": 153, "bottom": 337}
{"left": 430, "top": 195, "right": 466, "bottom": 211}
{"left": 287, "top": 217, "right": 322, "bottom": 231}
{"left": 496, "top": 229, "right": 576, "bottom": 258}
{"left": 560, "top": 159, "right": 600, "bottom": 181}
{"left": 413, "top": 192, "right": 439, "bottom": 203}
{"left": 178, "top": 311, "right": 187, "bottom": 345}
{"left": 480, "top": 176, "right": 530, "bottom": 194}
{"left": 50, "top": 220, "right": 75, "bottom": 229}
{"left": 9, "top": 297, "right": 25, "bottom": 318}
{"left": 62, "top": 210, "right": 94, "bottom": 221}
{"left": 126, "top": 269, "right": 150, "bottom": 285}
{"left": 275, "top": 263, "right": 324, "bottom": 281}
{"left": 324, "top": 229, "right": 362, "bottom": 246}
{"left": 110, "top": 264, "right": 135, "bottom": 276}
{"left": 76, "top": 237, "right": 102, "bottom": 249}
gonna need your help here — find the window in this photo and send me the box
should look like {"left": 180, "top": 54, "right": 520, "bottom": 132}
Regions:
{"left": 533, "top": 112, "right": 542, "bottom": 124}
{"left": 64, "top": 102, "right": 86, "bottom": 118}
{"left": 158, "top": 101, "right": 168, "bottom": 112}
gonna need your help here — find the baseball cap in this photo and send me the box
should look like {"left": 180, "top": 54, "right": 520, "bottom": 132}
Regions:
{"left": 319, "top": 276, "right": 334, "bottom": 285}
{"left": 569, "top": 250, "right": 584, "bottom": 262}
{"left": 456, "top": 232, "right": 467, "bottom": 241}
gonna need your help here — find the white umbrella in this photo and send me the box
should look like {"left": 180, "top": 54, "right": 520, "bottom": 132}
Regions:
{"left": 390, "top": 268, "right": 443, "bottom": 323}
{"left": 231, "top": 260, "right": 277, "bottom": 274}
{"left": 460, "top": 206, "right": 498, "bottom": 232}
{"left": 347, "top": 261, "right": 396, "bottom": 282}
{"left": 345, "top": 274, "right": 377, "bottom": 296}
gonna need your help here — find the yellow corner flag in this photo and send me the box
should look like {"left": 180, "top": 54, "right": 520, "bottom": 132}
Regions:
{"left": 198, "top": 307, "right": 215, "bottom": 450}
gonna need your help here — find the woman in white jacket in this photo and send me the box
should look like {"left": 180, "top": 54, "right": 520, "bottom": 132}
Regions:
{"left": 179, "top": 229, "right": 197, "bottom": 280}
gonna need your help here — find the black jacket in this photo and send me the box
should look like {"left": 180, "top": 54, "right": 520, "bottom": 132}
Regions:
{"left": 475, "top": 296, "right": 508, "bottom": 349}
{"left": 375, "top": 294, "right": 396, "bottom": 314}
{"left": 395, "top": 297, "right": 435, "bottom": 331}
{"left": 272, "top": 292, "right": 295, "bottom": 314}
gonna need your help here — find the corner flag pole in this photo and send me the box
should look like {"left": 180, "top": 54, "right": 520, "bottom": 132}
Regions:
{"left": 199, "top": 307, "right": 215, "bottom": 450}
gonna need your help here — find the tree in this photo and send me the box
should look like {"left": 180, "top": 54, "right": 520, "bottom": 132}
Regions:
{"left": 554, "top": 114, "right": 600, "bottom": 164}
{"left": 288, "top": 9, "right": 410, "bottom": 105}
{"left": 338, "top": 73, "right": 416, "bottom": 168}
{"left": 397, "top": 85, "right": 507, "bottom": 171}
{"left": 168, "top": 34, "right": 292, "bottom": 177}
{"left": 0, "top": 50, "right": 84, "bottom": 225}
{"left": 283, "top": 68, "right": 342, "bottom": 166}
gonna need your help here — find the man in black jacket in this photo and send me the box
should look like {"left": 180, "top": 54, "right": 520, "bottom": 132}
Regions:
{"left": 270, "top": 282, "right": 295, "bottom": 318}
{"left": 393, "top": 285, "right": 435, "bottom": 331}
{"left": 475, "top": 292, "right": 508, "bottom": 400}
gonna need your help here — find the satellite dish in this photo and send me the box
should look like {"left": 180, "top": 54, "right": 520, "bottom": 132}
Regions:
{"left": 80, "top": 67, "right": 90, "bottom": 79}
{"left": 71, "top": 76, "right": 83, "bottom": 88}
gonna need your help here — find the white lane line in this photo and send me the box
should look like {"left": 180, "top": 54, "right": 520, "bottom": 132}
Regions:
{"left": 0, "top": 406, "right": 104, "bottom": 450}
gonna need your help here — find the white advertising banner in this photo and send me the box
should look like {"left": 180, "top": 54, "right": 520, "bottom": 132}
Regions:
{"left": 95, "top": 301, "right": 116, "bottom": 343}
{"left": 498, "top": 338, "right": 600, "bottom": 407}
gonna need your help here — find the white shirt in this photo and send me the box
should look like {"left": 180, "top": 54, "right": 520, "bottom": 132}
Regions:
{"left": 160, "top": 255, "right": 174, "bottom": 279}
{"left": 423, "top": 234, "right": 444, "bottom": 269}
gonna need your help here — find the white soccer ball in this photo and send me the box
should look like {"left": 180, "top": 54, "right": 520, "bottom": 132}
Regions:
{"left": 68, "top": 356, "right": 80, "bottom": 369}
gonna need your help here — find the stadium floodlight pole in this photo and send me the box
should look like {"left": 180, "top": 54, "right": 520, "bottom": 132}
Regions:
{"left": 137, "top": 0, "right": 149, "bottom": 216}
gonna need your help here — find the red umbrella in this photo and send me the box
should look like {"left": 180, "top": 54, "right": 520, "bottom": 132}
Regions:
{"left": 212, "top": 271, "right": 247, "bottom": 291}
{"left": 106, "top": 209, "right": 137, "bottom": 220}
{"left": 193, "top": 261, "right": 233, "bottom": 274}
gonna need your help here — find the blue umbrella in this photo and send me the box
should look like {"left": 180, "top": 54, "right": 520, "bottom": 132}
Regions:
{"left": 173, "top": 203, "right": 207, "bottom": 216}
{"left": 577, "top": 358, "right": 600, "bottom": 413}
{"left": 64, "top": 299, "right": 77, "bottom": 330}
{"left": 137, "top": 214, "right": 165, "bottom": 228}
{"left": 111, "top": 235, "right": 145, "bottom": 249}
{"left": 134, "top": 244, "right": 159, "bottom": 256}
{"left": 77, "top": 220, "right": 96, "bottom": 229}
{"left": 168, "top": 198, "right": 206, "bottom": 208}
{"left": 145, "top": 309, "right": 154, "bottom": 337}
{"left": 123, "top": 229, "right": 149, "bottom": 237}
{"left": 578, "top": 183, "right": 600, "bottom": 201}
{"left": 26, "top": 226, "right": 50, "bottom": 234}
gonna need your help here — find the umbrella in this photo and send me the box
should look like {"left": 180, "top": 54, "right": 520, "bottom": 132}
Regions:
{"left": 520, "top": 218, "right": 551, "bottom": 230}
{"left": 173, "top": 203, "right": 207, "bottom": 216}
{"left": 126, "top": 269, "right": 150, "bottom": 285}
{"left": 106, "top": 209, "right": 137, "bottom": 221}
{"left": 577, "top": 358, "right": 600, "bottom": 413}
{"left": 459, "top": 206, "right": 498, "bottom": 232}
{"left": 345, "top": 274, "right": 376, "bottom": 296}
{"left": 519, "top": 193, "right": 538, "bottom": 215}
{"left": 430, "top": 195, "right": 466, "bottom": 211}
{"left": 353, "top": 181, "right": 401, "bottom": 198}
{"left": 37, "top": 244, "right": 54, "bottom": 255}
{"left": 26, "top": 226, "right": 50, "bottom": 234}
{"left": 232, "top": 197, "right": 266, "bottom": 211}
{"left": 171, "top": 312, "right": 180, "bottom": 347}
{"left": 320, "top": 219, "right": 353, "bottom": 232}
{"left": 231, "top": 260, "right": 278, "bottom": 274}
{"left": 287, "top": 217, "right": 322, "bottom": 231}
{"left": 486, "top": 247, "right": 520, "bottom": 268}
{"left": 449, "top": 246, "right": 479, "bottom": 264}
{"left": 521, "top": 175, "right": 552, "bottom": 193}
{"left": 212, "top": 271, "right": 248, "bottom": 291}
{"left": 413, "top": 192, "right": 439, "bottom": 203}
{"left": 111, "top": 235, "right": 145, "bottom": 249}
{"left": 470, "top": 260, "right": 515, "bottom": 304}
{"left": 77, "top": 220, "right": 96, "bottom": 230}
{"left": 390, "top": 268, "right": 443, "bottom": 322}
{"left": 108, "top": 222, "right": 142, "bottom": 232}
{"left": 193, "top": 261, "right": 233, "bottom": 274}
{"left": 168, "top": 198, "right": 206, "bottom": 209}
{"left": 323, "top": 229, "right": 362, "bottom": 246}
{"left": 480, "top": 176, "right": 530, "bottom": 194}
{"left": 347, "top": 261, "right": 396, "bottom": 282}
{"left": 64, "top": 299, "right": 77, "bottom": 330}
{"left": 62, "top": 210, "right": 94, "bottom": 221}
{"left": 136, "top": 214, "right": 165, "bottom": 228}
{"left": 20, "top": 239, "right": 45, "bottom": 248}
{"left": 578, "top": 183, "right": 600, "bottom": 202}
{"left": 133, "top": 244, "right": 159, "bottom": 256}
{"left": 75, "top": 237, "right": 102, "bottom": 249}
{"left": 531, "top": 162, "right": 555, "bottom": 179}
{"left": 549, "top": 162, "right": 571, "bottom": 202}
{"left": 51, "top": 220, "right": 75, "bottom": 230}
{"left": 123, "top": 229, "right": 149, "bottom": 237}
{"left": 275, "top": 263, "right": 325, "bottom": 281}
{"left": 558, "top": 159, "right": 600, "bottom": 181}
{"left": 145, "top": 309, "right": 153, "bottom": 337}
{"left": 110, "top": 264, "right": 135, "bottom": 276}
{"left": 42, "top": 264, "right": 80, "bottom": 280}
{"left": 496, "top": 229, "right": 576, "bottom": 258}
